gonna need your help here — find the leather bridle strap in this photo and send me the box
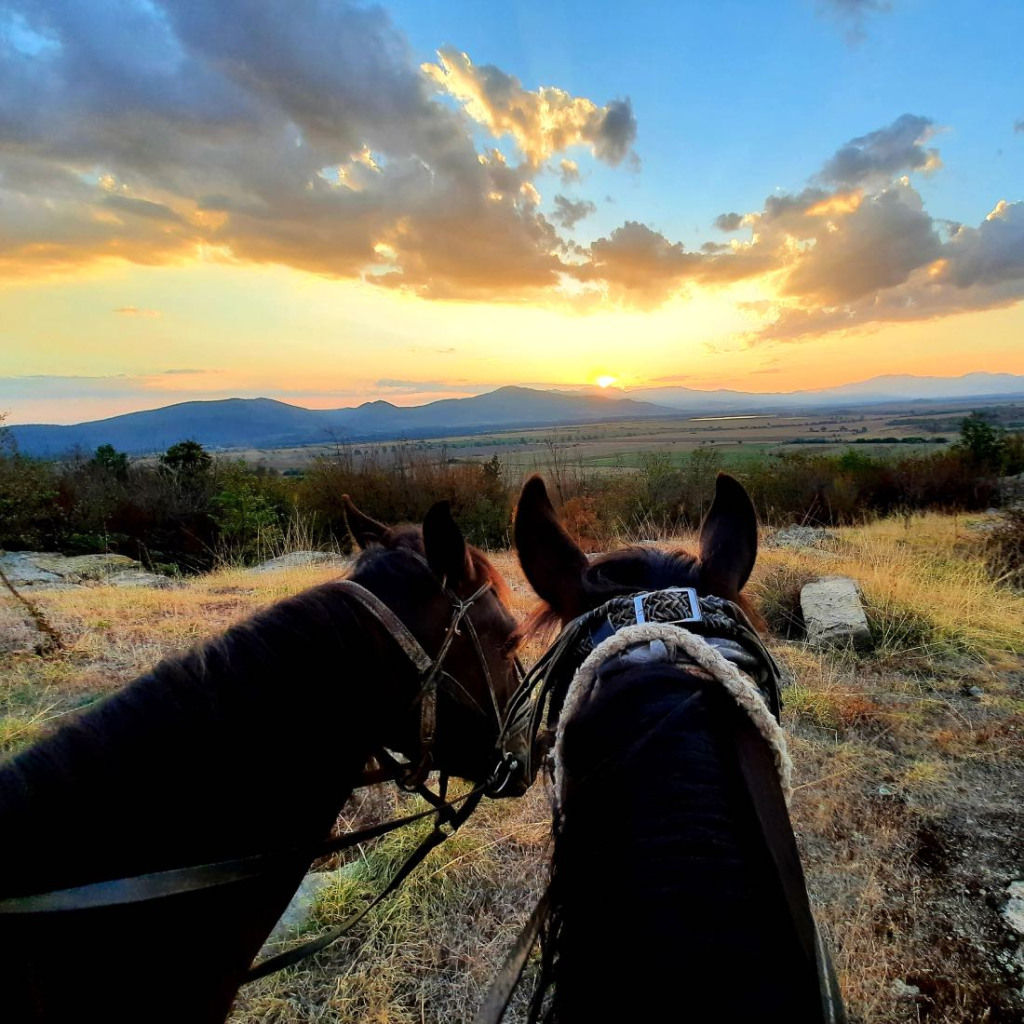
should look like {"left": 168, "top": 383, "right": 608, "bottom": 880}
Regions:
{"left": 245, "top": 782, "right": 486, "bottom": 983}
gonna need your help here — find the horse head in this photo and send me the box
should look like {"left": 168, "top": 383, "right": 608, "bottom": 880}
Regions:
{"left": 343, "top": 495, "right": 529, "bottom": 793}
{"left": 513, "top": 471, "right": 760, "bottom": 625}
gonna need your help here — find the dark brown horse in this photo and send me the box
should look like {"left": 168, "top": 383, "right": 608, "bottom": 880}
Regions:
{"left": 0, "top": 499, "right": 525, "bottom": 1023}
{"left": 509, "top": 473, "right": 844, "bottom": 1022}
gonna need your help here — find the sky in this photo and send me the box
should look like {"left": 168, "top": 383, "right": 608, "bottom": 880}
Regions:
{"left": 1, "top": 0, "right": 1023, "bottom": 424}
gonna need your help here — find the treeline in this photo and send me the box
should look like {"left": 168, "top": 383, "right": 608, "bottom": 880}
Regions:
{"left": 0, "top": 413, "right": 1021, "bottom": 571}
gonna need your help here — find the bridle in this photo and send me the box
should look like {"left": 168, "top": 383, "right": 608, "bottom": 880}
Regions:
{"left": 0, "top": 551, "right": 526, "bottom": 985}
{"left": 495, "top": 585, "right": 784, "bottom": 792}
{"left": 333, "top": 551, "right": 526, "bottom": 796}
{"left": 477, "top": 585, "right": 847, "bottom": 1024}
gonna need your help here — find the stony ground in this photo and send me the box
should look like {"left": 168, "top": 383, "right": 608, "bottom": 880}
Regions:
{"left": 1, "top": 514, "right": 1022, "bottom": 1022}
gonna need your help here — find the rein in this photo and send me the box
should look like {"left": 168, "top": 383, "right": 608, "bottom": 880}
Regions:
{"left": 0, "top": 558, "right": 523, "bottom": 985}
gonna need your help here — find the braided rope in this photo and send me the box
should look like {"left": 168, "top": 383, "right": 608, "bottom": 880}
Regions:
{"left": 553, "top": 622, "right": 793, "bottom": 807}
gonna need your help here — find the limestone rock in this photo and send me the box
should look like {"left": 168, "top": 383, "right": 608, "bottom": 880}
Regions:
{"left": 1004, "top": 881, "right": 1024, "bottom": 935}
{"left": 800, "top": 576, "right": 871, "bottom": 649}
{"left": 766, "top": 524, "right": 838, "bottom": 550}
{"left": 249, "top": 551, "right": 352, "bottom": 573}
{"left": 0, "top": 551, "right": 173, "bottom": 589}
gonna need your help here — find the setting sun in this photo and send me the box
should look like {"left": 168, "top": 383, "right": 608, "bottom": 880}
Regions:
{"left": 596, "top": 375, "right": 617, "bottom": 388}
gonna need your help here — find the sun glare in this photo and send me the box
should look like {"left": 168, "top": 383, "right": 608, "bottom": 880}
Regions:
{"left": 596, "top": 375, "right": 616, "bottom": 388}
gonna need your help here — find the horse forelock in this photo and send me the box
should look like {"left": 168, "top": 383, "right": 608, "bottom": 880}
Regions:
{"left": 518, "top": 543, "right": 763, "bottom": 639}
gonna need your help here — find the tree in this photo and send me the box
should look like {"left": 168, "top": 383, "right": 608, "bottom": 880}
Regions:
{"left": 90, "top": 443, "right": 129, "bottom": 480}
{"left": 160, "top": 440, "right": 213, "bottom": 478}
{"left": 956, "top": 412, "right": 1005, "bottom": 471}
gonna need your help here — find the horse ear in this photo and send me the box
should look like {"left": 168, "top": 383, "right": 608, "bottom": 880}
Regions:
{"left": 342, "top": 495, "right": 387, "bottom": 548}
{"left": 423, "top": 501, "right": 471, "bottom": 586}
{"left": 698, "top": 473, "right": 758, "bottom": 598}
{"left": 514, "top": 475, "right": 588, "bottom": 621}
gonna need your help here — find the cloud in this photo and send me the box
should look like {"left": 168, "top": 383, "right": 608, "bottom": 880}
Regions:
{"left": 1016, "top": 119, "right": 1024, "bottom": 134}
{"left": 569, "top": 221, "right": 774, "bottom": 305}
{"left": 114, "top": 306, "right": 162, "bottom": 317}
{"left": 0, "top": 0, "right": 640, "bottom": 301}
{"left": 559, "top": 159, "right": 581, "bottom": 185}
{"left": 424, "top": 47, "right": 637, "bottom": 167}
{"left": 551, "top": 195, "right": 596, "bottom": 229}
{"left": 750, "top": 200, "right": 1024, "bottom": 342}
{"left": 781, "top": 182, "right": 943, "bottom": 303}
{"left": 817, "top": 114, "right": 939, "bottom": 187}
{"left": 714, "top": 212, "right": 744, "bottom": 232}
{"left": 818, "top": 0, "right": 893, "bottom": 43}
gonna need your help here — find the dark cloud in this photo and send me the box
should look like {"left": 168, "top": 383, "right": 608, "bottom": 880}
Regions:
{"left": 818, "top": 0, "right": 893, "bottom": 43}
{"left": 551, "top": 195, "right": 596, "bottom": 229}
{"left": 593, "top": 99, "right": 638, "bottom": 165}
{"left": 714, "top": 212, "right": 743, "bottom": 232}
{"left": 818, "top": 114, "right": 938, "bottom": 186}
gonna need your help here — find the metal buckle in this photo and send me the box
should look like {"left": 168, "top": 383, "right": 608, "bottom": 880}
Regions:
{"left": 632, "top": 587, "right": 702, "bottom": 626}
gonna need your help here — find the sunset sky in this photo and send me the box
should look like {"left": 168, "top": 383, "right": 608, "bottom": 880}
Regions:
{"left": 2, "top": 0, "right": 1023, "bottom": 424}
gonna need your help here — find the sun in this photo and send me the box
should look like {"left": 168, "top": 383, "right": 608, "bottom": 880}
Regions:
{"left": 596, "top": 375, "right": 616, "bottom": 388}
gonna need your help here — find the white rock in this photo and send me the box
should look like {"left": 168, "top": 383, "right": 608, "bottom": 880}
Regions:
{"left": 766, "top": 525, "right": 838, "bottom": 550}
{"left": 262, "top": 867, "right": 356, "bottom": 950}
{"left": 800, "top": 576, "right": 872, "bottom": 650}
{"left": 249, "top": 551, "right": 352, "bottom": 573}
{"left": 1004, "top": 881, "right": 1024, "bottom": 935}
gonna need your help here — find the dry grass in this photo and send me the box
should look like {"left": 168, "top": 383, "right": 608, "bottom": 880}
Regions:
{"left": 2, "top": 514, "right": 1023, "bottom": 1021}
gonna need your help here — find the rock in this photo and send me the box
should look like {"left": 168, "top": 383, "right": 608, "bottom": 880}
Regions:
{"left": 35, "top": 553, "right": 139, "bottom": 580}
{"left": 966, "top": 685, "right": 985, "bottom": 698}
{"left": 262, "top": 868, "right": 354, "bottom": 949}
{"left": 0, "top": 551, "right": 173, "bottom": 590}
{"left": 1004, "top": 881, "right": 1024, "bottom": 936}
{"left": 0, "top": 552, "right": 67, "bottom": 587}
{"left": 249, "top": 551, "right": 352, "bottom": 573}
{"left": 800, "top": 576, "right": 872, "bottom": 650}
{"left": 891, "top": 979, "right": 921, "bottom": 1000}
{"left": 766, "top": 524, "right": 838, "bottom": 550}
{"left": 107, "top": 570, "right": 181, "bottom": 589}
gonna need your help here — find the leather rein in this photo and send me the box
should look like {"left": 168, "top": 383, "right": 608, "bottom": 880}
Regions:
{"left": 0, "top": 558, "right": 525, "bottom": 986}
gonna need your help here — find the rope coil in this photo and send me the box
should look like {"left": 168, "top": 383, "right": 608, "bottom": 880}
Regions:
{"left": 553, "top": 622, "right": 793, "bottom": 807}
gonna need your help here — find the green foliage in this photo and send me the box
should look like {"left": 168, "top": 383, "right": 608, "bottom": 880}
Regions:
{"left": 212, "top": 464, "right": 286, "bottom": 564}
{"left": 90, "top": 444, "right": 129, "bottom": 480}
{"left": 160, "top": 439, "right": 213, "bottom": 479}
{"left": 955, "top": 412, "right": 1006, "bottom": 470}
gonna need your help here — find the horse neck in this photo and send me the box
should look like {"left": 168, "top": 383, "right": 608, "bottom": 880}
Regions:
{"left": 549, "top": 663, "right": 821, "bottom": 1021}
{"left": 0, "top": 578, "right": 414, "bottom": 896}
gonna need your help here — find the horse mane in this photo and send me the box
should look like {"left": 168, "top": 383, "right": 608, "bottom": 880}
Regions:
{"left": 519, "top": 544, "right": 761, "bottom": 641}
{"left": 0, "top": 546, "right": 453, "bottom": 892}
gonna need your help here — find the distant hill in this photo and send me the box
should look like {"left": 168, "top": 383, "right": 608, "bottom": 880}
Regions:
{"left": 8, "top": 387, "right": 678, "bottom": 456}
{"left": 8, "top": 373, "right": 1024, "bottom": 457}
{"left": 629, "top": 372, "right": 1024, "bottom": 411}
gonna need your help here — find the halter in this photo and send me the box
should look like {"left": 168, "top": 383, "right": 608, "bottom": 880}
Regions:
{"left": 0, "top": 551, "right": 525, "bottom": 985}
{"left": 497, "top": 586, "right": 784, "bottom": 791}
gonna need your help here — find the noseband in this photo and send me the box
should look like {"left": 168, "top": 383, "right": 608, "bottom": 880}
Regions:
{"left": 497, "top": 586, "right": 784, "bottom": 791}
{"left": 333, "top": 554, "right": 523, "bottom": 795}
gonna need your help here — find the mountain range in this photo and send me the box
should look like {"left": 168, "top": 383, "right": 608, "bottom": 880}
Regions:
{"left": 7, "top": 373, "right": 1024, "bottom": 456}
